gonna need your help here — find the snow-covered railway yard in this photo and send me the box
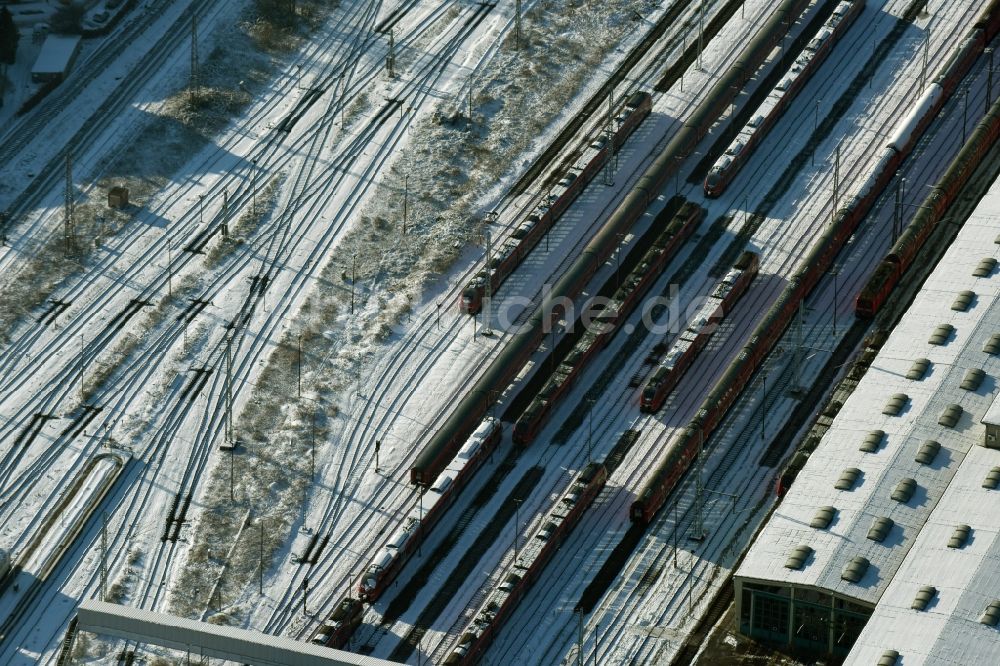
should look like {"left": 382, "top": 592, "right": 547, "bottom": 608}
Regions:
{"left": 0, "top": 0, "right": 997, "bottom": 663}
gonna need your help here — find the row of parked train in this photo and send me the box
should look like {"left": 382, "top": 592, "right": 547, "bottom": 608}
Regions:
{"left": 512, "top": 200, "right": 703, "bottom": 444}
{"left": 460, "top": 92, "right": 653, "bottom": 315}
{"left": 304, "top": 0, "right": 1000, "bottom": 653}
{"left": 631, "top": 0, "right": 1000, "bottom": 525}
{"left": 444, "top": 462, "right": 608, "bottom": 665}
{"left": 855, "top": 0, "right": 1000, "bottom": 317}
{"left": 640, "top": 250, "right": 759, "bottom": 412}
{"left": 704, "top": 0, "right": 864, "bottom": 197}
{"left": 411, "top": 0, "right": 820, "bottom": 491}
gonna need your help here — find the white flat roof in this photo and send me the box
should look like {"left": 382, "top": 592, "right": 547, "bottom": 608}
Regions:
{"left": 31, "top": 34, "right": 80, "bottom": 76}
{"left": 76, "top": 600, "right": 401, "bottom": 666}
{"left": 737, "top": 186, "right": 1000, "bottom": 616}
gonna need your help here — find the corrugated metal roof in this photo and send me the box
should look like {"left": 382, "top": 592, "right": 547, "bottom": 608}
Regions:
{"left": 737, "top": 203, "right": 1000, "bottom": 634}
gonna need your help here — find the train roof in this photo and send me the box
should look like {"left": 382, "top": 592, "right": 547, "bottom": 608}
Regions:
{"left": 737, "top": 183, "right": 1000, "bottom": 662}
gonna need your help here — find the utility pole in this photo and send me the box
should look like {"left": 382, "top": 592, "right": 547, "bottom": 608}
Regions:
{"left": 251, "top": 158, "right": 258, "bottom": 218}
{"left": 697, "top": 1, "right": 705, "bottom": 69}
{"left": 577, "top": 611, "right": 584, "bottom": 666}
{"left": 100, "top": 512, "right": 108, "bottom": 601}
{"left": 258, "top": 519, "right": 264, "bottom": 594}
{"left": 987, "top": 48, "right": 994, "bottom": 114}
{"left": 513, "top": 498, "right": 522, "bottom": 560}
{"left": 190, "top": 13, "right": 199, "bottom": 103}
{"left": 350, "top": 255, "right": 356, "bottom": 314}
{"left": 587, "top": 396, "right": 594, "bottom": 462}
{"left": 921, "top": 30, "right": 929, "bottom": 92}
{"left": 221, "top": 190, "right": 229, "bottom": 237}
{"left": 386, "top": 29, "right": 396, "bottom": 79}
{"left": 167, "top": 236, "right": 173, "bottom": 297}
{"left": 374, "top": 439, "right": 381, "bottom": 473}
{"left": 64, "top": 152, "right": 73, "bottom": 255}
{"left": 467, "top": 83, "right": 473, "bottom": 132}
{"left": 832, "top": 144, "right": 840, "bottom": 226}
{"left": 483, "top": 230, "right": 492, "bottom": 335}
{"left": 963, "top": 87, "right": 969, "bottom": 140}
{"left": 832, "top": 267, "right": 840, "bottom": 335}
{"left": 297, "top": 333, "right": 302, "bottom": 398}
{"left": 692, "top": 429, "right": 704, "bottom": 541}
{"left": 515, "top": 0, "right": 522, "bottom": 48}
{"left": 761, "top": 370, "right": 768, "bottom": 442}
{"left": 604, "top": 91, "right": 615, "bottom": 186}
{"left": 198, "top": 193, "right": 205, "bottom": 226}
{"left": 226, "top": 333, "right": 234, "bottom": 448}
{"left": 302, "top": 576, "right": 309, "bottom": 616}
{"left": 402, "top": 173, "right": 408, "bottom": 234}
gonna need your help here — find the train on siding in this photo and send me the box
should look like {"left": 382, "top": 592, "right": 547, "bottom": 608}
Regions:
{"left": 411, "top": 0, "right": 818, "bottom": 489}
{"left": 856, "top": 0, "right": 1000, "bottom": 317}
{"left": 309, "top": 597, "right": 365, "bottom": 649}
{"left": 704, "top": 0, "right": 864, "bottom": 197}
{"left": 512, "top": 201, "right": 703, "bottom": 445}
{"left": 461, "top": 92, "right": 653, "bottom": 315}
{"left": 631, "top": 0, "right": 1000, "bottom": 525}
{"left": 362, "top": 418, "right": 501, "bottom": 602}
{"left": 443, "top": 463, "right": 607, "bottom": 665}
{"left": 640, "top": 250, "right": 759, "bottom": 413}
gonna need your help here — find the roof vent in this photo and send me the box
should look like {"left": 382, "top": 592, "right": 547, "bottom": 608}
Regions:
{"left": 948, "top": 524, "right": 972, "bottom": 549}
{"left": 985, "top": 333, "right": 1000, "bottom": 355}
{"left": 907, "top": 358, "right": 931, "bottom": 380}
{"left": 939, "top": 403, "right": 963, "bottom": 428}
{"left": 912, "top": 585, "right": 937, "bottom": 611}
{"left": 951, "top": 290, "right": 975, "bottom": 311}
{"left": 883, "top": 393, "right": 909, "bottom": 416}
{"left": 961, "top": 368, "right": 986, "bottom": 391}
{"left": 784, "top": 544, "right": 814, "bottom": 570}
{"left": 860, "top": 430, "right": 885, "bottom": 453}
{"left": 973, "top": 257, "right": 997, "bottom": 277}
{"left": 878, "top": 650, "right": 900, "bottom": 666}
{"left": 867, "top": 516, "right": 894, "bottom": 543}
{"left": 810, "top": 505, "right": 836, "bottom": 529}
{"left": 928, "top": 324, "right": 954, "bottom": 345}
{"left": 981, "top": 600, "right": 1000, "bottom": 626}
{"left": 891, "top": 478, "right": 917, "bottom": 503}
{"left": 841, "top": 556, "right": 870, "bottom": 583}
{"left": 915, "top": 439, "right": 941, "bottom": 465}
{"left": 984, "top": 466, "right": 1000, "bottom": 490}
{"left": 834, "top": 468, "right": 862, "bottom": 491}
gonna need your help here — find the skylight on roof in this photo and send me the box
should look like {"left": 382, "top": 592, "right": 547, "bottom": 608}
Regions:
{"left": 834, "top": 468, "right": 861, "bottom": 491}
{"left": 883, "top": 394, "right": 909, "bottom": 416}
{"left": 784, "top": 544, "right": 814, "bottom": 570}
{"left": 841, "top": 556, "right": 870, "bottom": 583}
{"left": 915, "top": 440, "right": 940, "bottom": 465}
{"left": 861, "top": 430, "right": 885, "bottom": 453}
{"left": 985, "top": 334, "right": 1000, "bottom": 355}
{"left": 961, "top": 368, "right": 986, "bottom": 391}
{"left": 912, "top": 585, "right": 937, "bottom": 611}
{"left": 891, "top": 478, "right": 917, "bottom": 503}
{"left": 951, "top": 290, "right": 975, "bottom": 311}
{"left": 973, "top": 257, "right": 997, "bottom": 277}
{"left": 981, "top": 600, "right": 1000, "bottom": 626}
{"left": 867, "top": 516, "right": 893, "bottom": 543}
{"left": 878, "top": 650, "right": 900, "bottom": 666}
{"left": 939, "top": 404, "right": 963, "bottom": 428}
{"left": 907, "top": 358, "right": 931, "bottom": 380}
{"left": 929, "top": 324, "right": 955, "bottom": 345}
{"left": 810, "top": 506, "right": 836, "bottom": 530}
{"left": 984, "top": 467, "right": 1000, "bottom": 490}
{"left": 948, "top": 524, "right": 971, "bottom": 549}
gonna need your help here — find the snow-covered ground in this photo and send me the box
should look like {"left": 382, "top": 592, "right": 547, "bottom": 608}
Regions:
{"left": 0, "top": 0, "right": 993, "bottom": 662}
